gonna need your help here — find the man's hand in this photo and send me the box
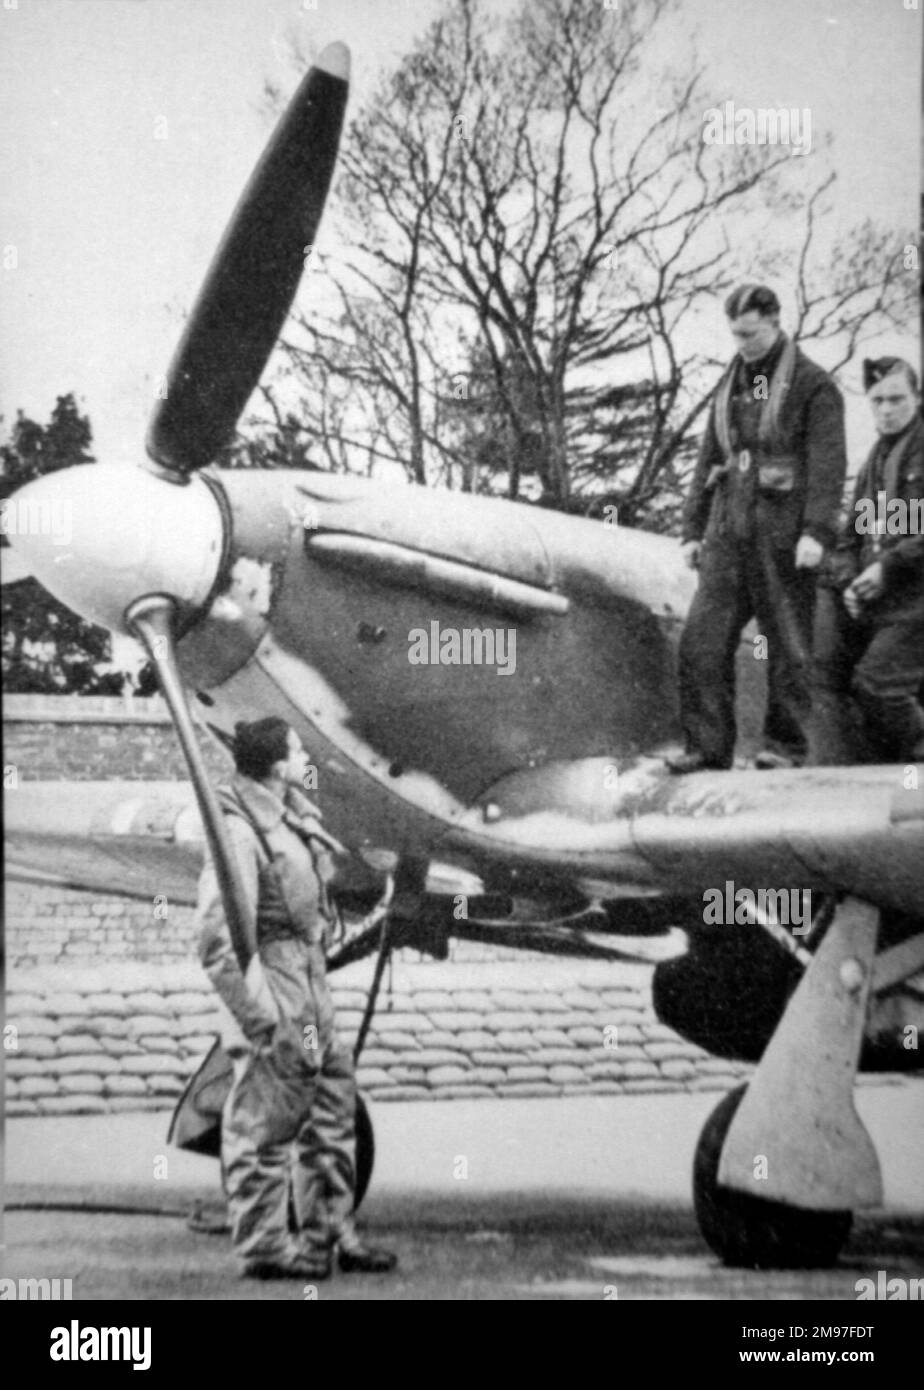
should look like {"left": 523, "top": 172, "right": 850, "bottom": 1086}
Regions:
{"left": 844, "top": 560, "right": 885, "bottom": 618}
{"left": 681, "top": 540, "right": 702, "bottom": 571}
{"left": 794, "top": 534, "right": 824, "bottom": 570}
{"left": 851, "top": 560, "right": 885, "bottom": 602}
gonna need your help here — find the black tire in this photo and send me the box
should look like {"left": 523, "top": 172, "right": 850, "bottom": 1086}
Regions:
{"left": 693, "top": 1084, "right": 853, "bottom": 1269}
{"left": 353, "top": 1092, "right": 374, "bottom": 1211}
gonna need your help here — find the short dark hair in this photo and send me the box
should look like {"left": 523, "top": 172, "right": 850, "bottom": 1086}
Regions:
{"left": 724, "top": 283, "right": 781, "bottom": 320}
{"left": 232, "top": 717, "right": 291, "bottom": 780}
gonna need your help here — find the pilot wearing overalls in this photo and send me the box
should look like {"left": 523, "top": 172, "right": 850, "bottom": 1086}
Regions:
{"left": 808, "top": 356, "right": 924, "bottom": 764}
{"left": 669, "top": 283, "right": 848, "bottom": 772}
{"left": 196, "top": 716, "right": 396, "bottom": 1281}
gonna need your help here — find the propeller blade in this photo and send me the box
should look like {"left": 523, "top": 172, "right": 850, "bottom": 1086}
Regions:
{"left": 146, "top": 42, "right": 350, "bottom": 476}
{"left": 126, "top": 594, "right": 254, "bottom": 973}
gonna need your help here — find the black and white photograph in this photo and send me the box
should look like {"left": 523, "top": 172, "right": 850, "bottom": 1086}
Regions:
{"left": 2, "top": 0, "right": 923, "bottom": 1331}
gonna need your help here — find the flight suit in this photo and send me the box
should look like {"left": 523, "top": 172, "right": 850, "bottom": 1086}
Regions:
{"left": 196, "top": 773, "right": 358, "bottom": 1271}
{"left": 678, "top": 336, "right": 847, "bottom": 767}
{"left": 808, "top": 415, "right": 924, "bottom": 763}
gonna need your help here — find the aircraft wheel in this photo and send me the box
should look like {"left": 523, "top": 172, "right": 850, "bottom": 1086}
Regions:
{"left": 693, "top": 1084, "right": 853, "bottom": 1268}
{"left": 353, "top": 1092, "right": 375, "bottom": 1212}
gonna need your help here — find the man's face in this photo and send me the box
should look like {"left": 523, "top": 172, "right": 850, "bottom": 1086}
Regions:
{"left": 276, "top": 729, "right": 311, "bottom": 786}
{"left": 729, "top": 310, "right": 780, "bottom": 363}
{"left": 867, "top": 372, "right": 919, "bottom": 438}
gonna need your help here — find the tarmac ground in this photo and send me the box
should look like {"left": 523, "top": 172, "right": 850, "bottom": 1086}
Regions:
{"left": 4, "top": 1084, "right": 923, "bottom": 1301}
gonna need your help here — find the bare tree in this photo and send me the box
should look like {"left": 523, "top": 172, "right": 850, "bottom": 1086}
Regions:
{"left": 249, "top": 0, "right": 914, "bottom": 527}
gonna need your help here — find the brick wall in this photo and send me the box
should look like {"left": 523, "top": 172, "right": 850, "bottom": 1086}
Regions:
{"left": 5, "top": 694, "right": 749, "bottom": 1114}
{"left": 3, "top": 694, "right": 230, "bottom": 782}
{"left": 6, "top": 882, "right": 195, "bottom": 965}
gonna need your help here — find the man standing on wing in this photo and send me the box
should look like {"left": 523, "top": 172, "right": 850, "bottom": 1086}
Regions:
{"left": 196, "top": 716, "right": 397, "bottom": 1281}
{"left": 668, "top": 283, "right": 847, "bottom": 773}
{"left": 808, "top": 356, "right": 924, "bottom": 764}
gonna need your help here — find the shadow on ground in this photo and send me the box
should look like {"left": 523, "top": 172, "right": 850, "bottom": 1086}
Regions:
{"left": 6, "top": 1184, "right": 924, "bottom": 1301}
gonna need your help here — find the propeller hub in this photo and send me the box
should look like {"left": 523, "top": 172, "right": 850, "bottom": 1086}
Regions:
{"left": 5, "top": 462, "right": 224, "bottom": 633}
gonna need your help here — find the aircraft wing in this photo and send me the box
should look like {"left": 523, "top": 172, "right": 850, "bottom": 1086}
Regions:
{"left": 4, "top": 780, "right": 465, "bottom": 906}
{"left": 7, "top": 763, "right": 922, "bottom": 923}
{"left": 5, "top": 781, "right": 205, "bottom": 904}
{"left": 442, "top": 759, "right": 924, "bottom": 919}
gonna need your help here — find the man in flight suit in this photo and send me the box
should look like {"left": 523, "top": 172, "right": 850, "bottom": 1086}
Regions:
{"left": 196, "top": 716, "right": 397, "bottom": 1280}
{"left": 808, "top": 356, "right": 924, "bottom": 764}
{"left": 668, "top": 283, "right": 847, "bottom": 773}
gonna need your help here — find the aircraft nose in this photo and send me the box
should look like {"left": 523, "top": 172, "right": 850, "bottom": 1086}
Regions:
{"left": 3, "top": 463, "right": 224, "bottom": 633}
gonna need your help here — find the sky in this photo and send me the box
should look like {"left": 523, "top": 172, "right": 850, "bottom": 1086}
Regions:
{"left": 0, "top": 0, "right": 921, "bottom": 467}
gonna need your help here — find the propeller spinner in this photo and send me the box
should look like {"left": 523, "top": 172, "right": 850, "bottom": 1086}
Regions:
{"left": 3, "top": 463, "right": 224, "bottom": 632}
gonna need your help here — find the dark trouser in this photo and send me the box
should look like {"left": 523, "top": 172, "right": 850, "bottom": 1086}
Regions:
{"left": 678, "top": 533, "right": 816, "bottom": 768}
{"left": 807, "top": 586, "right": 924, "bottom": 765}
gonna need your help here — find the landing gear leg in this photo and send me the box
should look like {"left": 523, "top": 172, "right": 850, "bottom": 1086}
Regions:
{"left": 693, "top": 896, "right": 882, "bottom": 1266}
{"left": 694, "top": 1085, "right": 852, "bottom": 1267}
